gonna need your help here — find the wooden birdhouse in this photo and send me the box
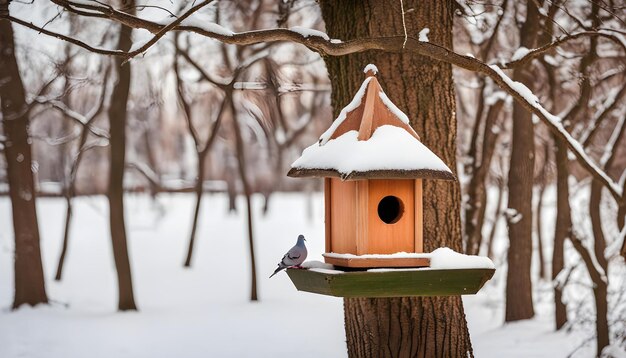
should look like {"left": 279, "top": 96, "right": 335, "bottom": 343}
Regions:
{"left": 288, "top": 65, "right": 455, "bottom": 269}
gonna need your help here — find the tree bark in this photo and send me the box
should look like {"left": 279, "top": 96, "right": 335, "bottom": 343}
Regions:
{"left": 107, "top": 0, "right": 137, "bottom": 311}
{"left": 320, "top": 1, "right": 472, "bottom": 356}
{"left": 504, "top": 0, "right": 538, "bottom": 322}
{"left": 0, "top": 2, "right": 48, "bottom": 309}
{"left": 552, "top": 136, "right": 569, "bottom": 329}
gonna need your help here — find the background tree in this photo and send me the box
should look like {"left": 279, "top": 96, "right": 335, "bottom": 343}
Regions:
{"left": 0, "top": 0, "right": 48, "bottom": 309}
{"left": 106, "top": 0, "right": 137, "bottom": 311}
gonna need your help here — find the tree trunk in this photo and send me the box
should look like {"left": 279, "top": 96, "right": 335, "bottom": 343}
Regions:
{"left": 184, "top": 159, "right": 205, "bottom": 267}
{"left": 107, "top": 1, "right": 137, "bottom": 311}
{"left": 0, "top": 2, "right": 48, "bottom": 309}
{"left": 229, "top": 94, "right": 258, "bottom": 301}
{"left": 465, "top": 99, "right": 504, "bottom": 255}
{"left": 535, "top": 183, "right": 546, "bottom": 280}
{"left": 552, "top": 136, "right": 569, "bottom": 329}
{"left": 504, "top": 0, "right": 538, "bottom": 322}
{"left": 321, "top": 1, "right": 473, "bottom": 356}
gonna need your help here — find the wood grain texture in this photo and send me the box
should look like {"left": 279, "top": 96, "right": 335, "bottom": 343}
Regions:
{"left": 414, "top": 179, "right": 423, "bottom": 253}
{"left": 329, "top": 178, "right": 358, "bottom": 254}
{"left": 355, "top": 180, "right": 369, "bottom": 255}
{"left": 324, "top": 178, "right": 332, "bottom": 253}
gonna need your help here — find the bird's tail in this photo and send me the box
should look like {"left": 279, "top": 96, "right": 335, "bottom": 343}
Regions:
{"left": 269, "top": 266, "right": 285, "bottom": 278}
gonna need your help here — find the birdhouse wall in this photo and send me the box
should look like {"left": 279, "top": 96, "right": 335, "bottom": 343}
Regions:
{"left": 365, "top": 179, "right": 415, "bottom": 254}
{"left": 324, "top": 178, "right": 424, "bottom": 257}
{"left": 325, "top": 178, "right": 358, "bottom": 254}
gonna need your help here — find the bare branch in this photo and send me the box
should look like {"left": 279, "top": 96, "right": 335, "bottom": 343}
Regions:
{"left": 3, "top": 8, "right": 624, "bottom": 202}
{"left": 502, "top": 31, "right": 626, "bottom": 69}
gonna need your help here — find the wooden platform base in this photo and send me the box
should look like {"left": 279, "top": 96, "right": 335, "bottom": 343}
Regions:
{"left": 286, "top": 267, "right": 495, "bottom": 298}
{"left": 324, "top": 256, "right": 430, "bottom": 268}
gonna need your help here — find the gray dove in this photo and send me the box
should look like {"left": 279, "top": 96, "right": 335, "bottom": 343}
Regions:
{"left": 270, "top": 234, "right": 307, "bottom": 278}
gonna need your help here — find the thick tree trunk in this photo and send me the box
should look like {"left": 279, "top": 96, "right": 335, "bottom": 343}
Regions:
{"left": 107, "top": 1, "right": 137, "bottom": 311}
{"left": 321, "top": 1, "right": 473, "bottom": 356}
{"left": 504, "top": 0, "right": 538, "bottom": 322}
{"left": 0, "top": 3, "right": 48, "bottom": 309}
{"left": 552, "top": 136, "right": 569, "bottom": 329}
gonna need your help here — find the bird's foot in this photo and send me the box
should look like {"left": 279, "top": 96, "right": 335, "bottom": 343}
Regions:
{"left": 292, "top": 265, "right": 304, "bottom": 269}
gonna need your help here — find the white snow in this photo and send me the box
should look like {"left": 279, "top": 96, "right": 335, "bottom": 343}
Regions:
{"left": 289, "top": 26, "right": 330, "bottom": 41}
{"left": 301, "top": 260, "right": 334, "bottom": 270}
{"left": 511, "top": 46, "right": 531, "bottom": 62}
{"left": 0, "top": 193, "right": 611, "bottom": 357}
{"left": 0, "top": 194, "right": 344, "bottom": 358}
{"left": 363, "top": 64, "right": 378, "bottom": 74}
{"left": 291, "top": 125, "right": 453, "bottom": 176}
{"left": 428, "top": 247, "right": 495, "bottom": 269}
{"left": 505, "top": 207, "right": 523, "bottom": 224}
{"left": 324, "top": 248, "right": 494, "bottom": 270}
{"left": 418, "top": 28, "right": 430, "bottom": 42}
{"left": 154, "top": 16, "right": 234, "bottom": 36}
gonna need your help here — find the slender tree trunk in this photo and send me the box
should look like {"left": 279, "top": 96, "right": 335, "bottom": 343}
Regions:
{"left": 535, "top": 183, "right": 546, "bottom": 280}
{"left": 55, "top": 44, "right": 75, "bottom": 282}
{"left": 229, "top": 94, "right": 258, "bottom": 301}
{"left": 465, "top": 99, "right": 504, "bottom": 255}
{"left": 504, "top": 0, "right": 539, "bottom": 322}
{"left": 55, "top": 195, "right": 72, "bottom": 280}
{"left": 0, "top": 2, "right": 48, "bottom": 309}
{"left": 569, "top": 233, "right": 610, "bottom": 356}
{"left": 184, "top": 159, "right": 205, "bottom": 267}
{"left": 589, "top": 182, "right": 608, "bottom": 270}
{"left": 107, "top": 1, "right": 137, "bottom": 311}
{"left": 321, "top": 1, "right": 472, "bottom": 355}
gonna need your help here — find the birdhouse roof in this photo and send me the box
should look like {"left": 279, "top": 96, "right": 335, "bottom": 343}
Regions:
{"left": 288, "top": 65, "right": 455, "bottom": 181}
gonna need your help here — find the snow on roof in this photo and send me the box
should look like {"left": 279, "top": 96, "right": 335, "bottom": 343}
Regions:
{"left": 363, "top": 64, "right": 379, "bottom": 75}
{"left": 288, "top": 65, "right": 455, "bottom": 181}
{"left": 290, "top": 126, "right": 453, "bottom": 180}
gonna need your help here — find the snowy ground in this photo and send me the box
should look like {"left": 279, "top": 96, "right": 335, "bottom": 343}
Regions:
{"left": 0, "top": 193, "right": 598, "bottom": 357}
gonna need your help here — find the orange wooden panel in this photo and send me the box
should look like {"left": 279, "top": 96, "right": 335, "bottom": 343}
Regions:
{"left": 414, "top": 179, "right": 423, "bottom": 253}
{"left": 324, "top": 178, "right": 332, "bottom": 253}
{"left": 365, "top": 179, "right": 415, "bottom": 254}
{"left": 324, "top": 256, "right": 430, "bottom": 268}
{"left": 355, "top": 180, "right": 369, "bottom": 255}
{"left": 329, "top": 178, "right": 357, "bottom": 255}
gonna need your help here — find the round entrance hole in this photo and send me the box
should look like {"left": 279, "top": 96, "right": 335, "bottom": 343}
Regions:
{"left": 377, "top": 196, "right": 404, "bottom": 224}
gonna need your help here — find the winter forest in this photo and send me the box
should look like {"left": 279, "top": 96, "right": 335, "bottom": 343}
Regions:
{"left": 1, "top": 0, "right": 625, "bottom": 357}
